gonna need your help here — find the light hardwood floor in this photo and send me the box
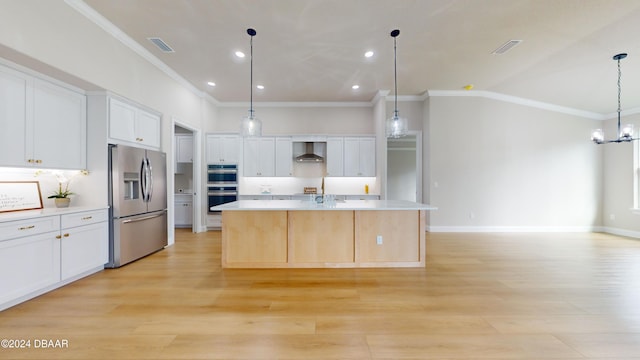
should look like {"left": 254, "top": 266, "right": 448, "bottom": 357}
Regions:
{"left": 2, "top": 230, "right": 640, "bottom": 359}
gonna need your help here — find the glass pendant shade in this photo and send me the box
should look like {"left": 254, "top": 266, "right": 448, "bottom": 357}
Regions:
{"left": 591, "top": 128, "right": 604, "bottom": 143}
{"left": 621, "top": 123, "right": 634, "bottom": 139}
{"left": 386, "top": 111, "right": 408, "bottom": 138}
{"left": 241, "top": 110, "right": 262, "bottom": 137}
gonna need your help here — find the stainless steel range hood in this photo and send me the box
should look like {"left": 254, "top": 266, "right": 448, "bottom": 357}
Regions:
{"left": 295, "top": 142, "right": 324, "bottom": 163}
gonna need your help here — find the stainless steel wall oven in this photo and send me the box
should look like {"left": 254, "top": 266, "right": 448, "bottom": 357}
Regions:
{"left": 207, "top": 164, "right": 238, "bottom": 213}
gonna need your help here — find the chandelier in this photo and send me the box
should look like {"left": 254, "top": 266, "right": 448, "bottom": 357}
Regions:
{"left": 591, "top": 53, "right": 638, "bottom": 144}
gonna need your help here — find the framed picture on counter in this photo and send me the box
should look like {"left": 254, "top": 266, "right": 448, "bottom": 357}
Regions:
{"left": 0, "top": 181, "right": 44, "bottom": 213}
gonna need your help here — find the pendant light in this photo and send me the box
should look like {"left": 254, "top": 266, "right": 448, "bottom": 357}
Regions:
{"left": 385, "top": 29, "right": 409, "bottom": 138}
{"left": 591, "top": 53, "right": 638, "bottom": 144}
{"left": 241, "top": 28, "right": 262, "bottom": 137}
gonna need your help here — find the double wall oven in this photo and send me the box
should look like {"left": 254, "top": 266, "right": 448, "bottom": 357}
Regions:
{"left": 207, "top": 164, "right": 238, "bottom": 213}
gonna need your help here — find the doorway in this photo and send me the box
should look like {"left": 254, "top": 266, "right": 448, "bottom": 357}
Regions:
{"left": 387, "top": 132, "right": 422, "bottom": 202}
{"left": 172, "top": 122, "right": 200, "bottom": 234}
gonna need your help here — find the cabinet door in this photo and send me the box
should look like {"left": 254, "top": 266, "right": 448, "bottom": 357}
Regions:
{"left": 206, "top": 135, "right": 239, "bottom": 164}
{"left": 109, "top": 98, "right": 137, "bottom": 144}
{"left": 174, "top": 200, "right": 193, "bottom": 226}
{"left": 343, "top": 137, "right": 360, "bottom": 177}
{"left": 326, "top": 137, "right": 344, "bottom": 177}
{"left": 221, "top": 135, "right": 239, "bottom": 164}
{"left": 0, "top": 231, "right": 61, "bottom": 306}
{"left": 243, "top": 138, "right": 260, "bottom": 176}
{"left": 275, "top": 137, "right": 293, "bottom": 177}
{"left": 0, "top": 66, "right": 30, "bottom": 167}
{"left": 136, "top": 110, "right": 161, "bottom": 148}
{"left": 344, "top": 137, "right": 375, "bottom": 177}
{"left": 244, "top": 137, "right": 275, "bottom": 176}
{"left": 60, "top": 222, "right": 108, "bottom": 281}
{"left": 358, "top": 137, "right": 376, "bottom": 176}
{"left": 60, "top": 222, "right": 109, "bottom": 281}
{"left": 205, "top": 135, "right": 222, "bottom": 164}
{"left": 32, "top": 79, "right": 87, "bottom": 169}
{"left": 176, "top": 135, "right": 193, "bottom": 163}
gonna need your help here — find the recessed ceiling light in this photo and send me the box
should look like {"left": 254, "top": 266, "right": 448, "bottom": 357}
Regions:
{"left": 235, "top": 51, "right": 245, "bottom": 58}
{"left": 364, "top": 51, "right": 374, "bottom": 58}
{"left": 207, "top": 81, "right": 216, "bottom": 87}
{"left": 256, "top": 85, "right": 264, "bottom": 90}
{"left": 352, "top": 85, "right": 360, "bottom": 90}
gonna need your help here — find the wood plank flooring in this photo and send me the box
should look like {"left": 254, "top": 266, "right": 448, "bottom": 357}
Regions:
{"left": 1, "top": 230, "right": 640, "bottom": 359}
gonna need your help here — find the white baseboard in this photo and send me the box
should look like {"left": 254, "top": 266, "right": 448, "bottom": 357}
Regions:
{"left": 427, "top": 225, "right": 599, "bottom": 233}
{"left": 598, "top": 227, "right": 640, "bottom": 239}
{"left": 426, "top": 225, "right": 640, "bottom": 239}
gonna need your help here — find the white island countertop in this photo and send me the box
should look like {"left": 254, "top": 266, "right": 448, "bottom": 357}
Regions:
{"left": 210, "top": 199, "right": 437, "bottom": 211}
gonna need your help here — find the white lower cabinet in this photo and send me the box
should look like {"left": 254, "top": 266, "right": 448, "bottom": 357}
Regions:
{"left": 174, "top": 195, "right": 193, "bottom": 227}
{"left": 60, "top": 210, "right": 108, "bottom": 281}
{"left": 0, "top": 229, "right": 61, "bottom": 308}
{"left": 0, "top": 208, "right": 108, "bottom": 311}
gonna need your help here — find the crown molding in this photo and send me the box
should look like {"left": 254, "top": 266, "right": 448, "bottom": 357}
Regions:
{"left": 427, "top": 90, "right": 606, "bottom": 120}
{"left": 218, "top": 101, "right": 373, "bottom": 108}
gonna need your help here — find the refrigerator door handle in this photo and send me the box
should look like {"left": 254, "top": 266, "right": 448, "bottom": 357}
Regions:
{"left": 140, "top": 158, "right": 147, "bottom": 202}
{"left": 146, "top": 158, "right": 154, "bottom": 203}
{"left": 121, "top": 212, "right": 166, "bottom": 224}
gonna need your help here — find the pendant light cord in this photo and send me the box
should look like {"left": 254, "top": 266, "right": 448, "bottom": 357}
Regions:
{"left": 247, "top": 28, "right": 256, "bottom": 117}
{"left": 394, "top": 35, "right": 398, "bottom": 117}
{"left": 391, "top": 29, "right": 400, "bottom": 118}
{"left": 250, "top": 34, "right": 254, "bottom": 116}
{"left": 617, "top": 56, "right": 622, "bottom": 135}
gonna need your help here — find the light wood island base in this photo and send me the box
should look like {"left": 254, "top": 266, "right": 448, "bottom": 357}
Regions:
{"left": 221, "top": 209, "right": 426, "bottom": 268}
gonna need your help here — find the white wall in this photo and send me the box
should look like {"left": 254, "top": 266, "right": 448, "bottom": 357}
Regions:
{"left": 214, "top": 105, "right": 375, "bottom": 135}
{"left": 427, "top": 95, "right": 602, "bottom": 231}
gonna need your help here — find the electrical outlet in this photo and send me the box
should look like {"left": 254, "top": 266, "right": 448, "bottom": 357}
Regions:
{"left": 376, "top": 235, "right": 383, "bottom": 245}
{"left": 610, "top": 214, "right": 616, "bottom": 220}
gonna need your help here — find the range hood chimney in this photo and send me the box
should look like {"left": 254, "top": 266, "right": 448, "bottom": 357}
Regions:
{"left": 295, "top": 142, "right": 324, "bottom": 163}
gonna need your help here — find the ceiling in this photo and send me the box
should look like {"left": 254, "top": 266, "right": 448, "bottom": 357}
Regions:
{"left": 81, "top": 0, "right": 640, "bottom": 115}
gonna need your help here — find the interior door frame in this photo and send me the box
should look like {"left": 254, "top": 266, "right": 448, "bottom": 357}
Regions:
{"left": 171, "top": 118, "right": 202, "bottom": 234}
{"left": 385, "top": 130, "right": 422, "bottom": 202}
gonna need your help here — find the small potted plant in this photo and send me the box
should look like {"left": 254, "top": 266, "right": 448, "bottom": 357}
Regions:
{"left": 48, "top": 181, "right": 73, "bottom": 208}
{"left": 36, "top": 170, "right": 87, "bottom": 208}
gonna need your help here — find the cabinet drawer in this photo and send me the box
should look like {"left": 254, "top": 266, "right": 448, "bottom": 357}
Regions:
{"left": 61, "top": 209, "right": 108, "bottom": 229}
{"left": 0, "top": 216, "right": 59, "bottom": 242}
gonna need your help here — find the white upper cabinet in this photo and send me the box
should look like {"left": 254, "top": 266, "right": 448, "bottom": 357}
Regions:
{"left": 0, "top": 65, "right": 86, "bottom": 169}
{"left": 275, "top": 137, "right": 293, "bottom": 177}
{"left": 109, "top": 97, "right": 161, "bottom": 150}
{"left": 175, "top": 134, "right": 193, "bottom": 163}
{"left": 206, "top": 134, "right": 239, "bottom": 164}
{"left": 344, "top": 137, "right": 375, "bottom": 177}
{"left": 32, "top": 79, "right": 87, "bottom": 169}
{"left": 326, "top": 137, "right": 344, "bottom": 177}
{"left": 0, "top": 65, "right": 29, "bottom": 167}
{"left": 243, "top": 137, "right": 275, "bottom": 177}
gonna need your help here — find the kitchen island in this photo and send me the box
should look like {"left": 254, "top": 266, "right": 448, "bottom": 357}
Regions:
{"left": 210, "top": 199, "right": 436, "bottom": 268}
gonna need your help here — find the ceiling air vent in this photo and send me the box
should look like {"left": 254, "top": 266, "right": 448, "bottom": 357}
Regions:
{"left": 147, "top": 37, "right": 175, "bottom": 53}
{"left": 492, "top": 40, "right": 522, "bottom": 55}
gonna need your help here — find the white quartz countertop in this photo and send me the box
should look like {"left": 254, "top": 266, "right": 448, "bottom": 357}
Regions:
{"left": 210, "top": 199, "right": 437, "bottom": 211}
{"left": 0, "top": 206, "right": 109, "bottom": 223}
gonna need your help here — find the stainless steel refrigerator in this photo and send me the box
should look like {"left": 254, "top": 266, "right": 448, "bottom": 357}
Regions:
{"left": 107, "top": 144, "right": 168, "bottom": 268}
